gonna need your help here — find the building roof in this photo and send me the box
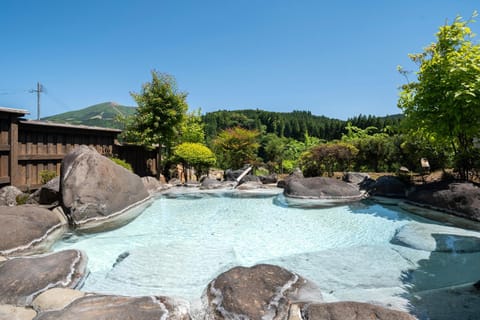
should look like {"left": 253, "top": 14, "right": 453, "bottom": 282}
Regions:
{"left": 19, "top": 120, "right": 122, "bottom": 133}
{"left": 0, "top": 107, "right": 29, "bottom": 115}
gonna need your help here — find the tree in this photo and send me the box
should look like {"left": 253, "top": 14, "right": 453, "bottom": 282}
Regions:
{"left": 300, "top": 142, "right": 358, "bottom": 177}
{"left": 398, "top": 13, "right": 480, "bottom": 179}
{"left": 180, "top": 109, "right": 205, "bottom": 144}
{"left": 173, "top": 142, "right": 216, "bottom": 180}
{"left": 262, "top": 133, "right": 289, "bottom": 173}
{"left": 121, "top": 70, "right": 188, "bottom": 174}
{"left": 213, "top": 127, "right": 260, "bottom": 169}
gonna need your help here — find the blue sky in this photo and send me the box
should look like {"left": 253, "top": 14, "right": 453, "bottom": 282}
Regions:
{"left": 1, "top": 1, "right": 478, "bottom": 120}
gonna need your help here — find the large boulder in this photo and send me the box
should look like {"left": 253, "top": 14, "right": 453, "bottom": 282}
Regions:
{"left": 291, "top": 301, "right": 415, "bottom": 320}
{"left": 0, "top": 205, "right": 68, "bottom": 257}
{"left": 33, "top": 295, "right": 190, "bottom": 320}
{"left": 60, "top": 146, "right": 151, "bottom": 232}
{"left": 0, "top": 250, "right": 88, "bottom": 306}
{"left": 283, "top": 177, "right": 364, "bottom": 207}
{"left": 367, "top": 175, "right": 409, "bottom": 198}
{"left": 0, "top": 186, "right": 24, "bottom": 206}
{"left": 277, "top": 168, "right": 303, "bottom": 188}
{"left": 204, "top": 264, "right": 317, "bottom": 320}
{"left": 407, "top": 181, "right": 480, "bottom": 222}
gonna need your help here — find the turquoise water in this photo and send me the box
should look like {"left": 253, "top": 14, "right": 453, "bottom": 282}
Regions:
{"left": 54, "top": 193, "right": 480, "bottom": 315}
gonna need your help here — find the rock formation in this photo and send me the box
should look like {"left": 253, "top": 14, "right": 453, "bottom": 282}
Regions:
{"left": 33, "top": 294, "right": 190, "bottom": 320}
{"left": 204, "top": 264, "right": 313, "bottom": 320}
{"left": 0, "top": 205, "right": 68, "bottom": 257}
{"left": 0, "top": 250, "right": 88, "bottom": 306}
{"left": 60, "top": 145, "right": 151, "bottom": 232}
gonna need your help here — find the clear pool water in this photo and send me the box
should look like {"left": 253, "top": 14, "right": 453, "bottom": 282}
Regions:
{"left": 54, "top": 192, "right": 480, "bottom": 317}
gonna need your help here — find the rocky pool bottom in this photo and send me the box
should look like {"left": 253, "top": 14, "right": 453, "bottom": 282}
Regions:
{"left": 54, "top": 191, "right": 480, "bottom": 320}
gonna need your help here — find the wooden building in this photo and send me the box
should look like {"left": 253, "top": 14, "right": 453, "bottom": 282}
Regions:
{"left": 0, "top": 107, "right": 157, "bottom": 191}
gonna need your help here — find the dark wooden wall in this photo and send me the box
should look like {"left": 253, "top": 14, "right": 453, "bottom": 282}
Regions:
{"left": 0, "top": 108, "right": 157, "bottom": 191}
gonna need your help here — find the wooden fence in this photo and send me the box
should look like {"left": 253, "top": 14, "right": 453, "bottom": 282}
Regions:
{"left": 0, "top": 107, "right": 158, "bottom": 191}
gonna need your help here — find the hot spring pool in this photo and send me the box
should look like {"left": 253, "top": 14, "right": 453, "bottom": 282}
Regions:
{"left": 54, "top": 192, "right": 480, "bottom": 317}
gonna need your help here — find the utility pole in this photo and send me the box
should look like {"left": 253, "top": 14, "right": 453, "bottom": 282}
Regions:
{"left": 30, "top": 82, "right": 43, "bottom": 120}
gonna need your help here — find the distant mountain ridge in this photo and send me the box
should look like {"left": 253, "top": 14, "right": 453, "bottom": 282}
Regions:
{"left": 42, "top": 102, "right": 136, "bottom": 129}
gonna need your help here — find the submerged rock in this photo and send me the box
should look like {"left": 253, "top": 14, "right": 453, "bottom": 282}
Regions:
{"left": 0, "top": 250, "right": 88, "bottom": 306}
{"left": 204, "top": 264, "right": 315, "bottom": 320}
{"left": 292, "top": 301, "right": 416, "bottom": 320}
{"left": 0, "top": 205, "right": 68, "bottom": 257}
{"left": 34, "top": 295, "right": 190, "bottom": 320}
{"left": 407, "top": 181, "right": 480, "bottom": 222}
{"left": 60, "top": 145, "right": 151, "bottom": 233}
{"left": 392, "top": 223, "right": 480, "bottom": 252}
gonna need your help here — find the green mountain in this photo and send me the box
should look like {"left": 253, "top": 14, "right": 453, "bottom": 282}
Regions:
{"left": 42, "top": 102, "right": 136, "bottom": 129}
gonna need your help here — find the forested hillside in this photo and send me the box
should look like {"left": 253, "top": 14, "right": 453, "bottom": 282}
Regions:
{"left": 203, "top": 109, "right": 402, "bottom": 142}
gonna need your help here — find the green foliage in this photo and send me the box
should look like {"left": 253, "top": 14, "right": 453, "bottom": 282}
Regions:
{"left": 16, "top": 194, "right": 29, "bottom": 205}
{"left": 110, "top": 157, "right": 133, "bottom": 172}
{"left": 180, "top": 109, "right": 206, "bottom": 144}
{"left": 43, "top": 102, "right": 136, "bottom": 129}
{"left": 213, "top": 127, "right": 260, "bottom": 169}
{"left": 203, "top": 109, "right": 401, "bottom": 144}
{"left": 300, "top": 142, "right": 358, "bottom": 177}
{"left": 342, "top": 124, "right": 396, "bottom": 172}
{"left": 173, "top": 142, "right": 216, "bottom": 178}
{"left": 398, "top": 13, "right": 480, "bottom": 179}
{"left": 121, "top": 70, "right": 189, "bottom": 157}
{"left": 39, "top": 170, "right": 57, "bottom": 184}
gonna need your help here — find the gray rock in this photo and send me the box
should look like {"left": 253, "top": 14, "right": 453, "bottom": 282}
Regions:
{"left": 277, "top": 168, "right": 303, "bottom": 188}
{"left": 204, "top": 264, "right": 311, "bottom": 320}
{"left": 200, "top": 178, "right": 236, "bottom": 190}
{"left": 141, "top": 176, "right": 170, "bottom": 194}
{"left": 294, "top": 301, "right": 415, "bottom": 320}
{"left": 367, "top": 175, "right": 409, "bottom": 198}
{"left": 342, "top": 172, "right": 370, "bottom": 185}
{"left": 0, "top": 186, "right": 24, "bottom": 206}
{"left": 259, "top": 174, "right": 278, "bottom": 184}
{"left": 407, "top": 181, "right": 480, "bottom": 222}
{"left": 60, "top": 146, "right": 151, "bottom": 232}
{"left": 0, "top": 250, "right": 88, "bottom": 306}
{"left": 34, "top": 295, "right": 190, "bottom": 320}
{"left": 27, "top": 177, "right": 60, "bottom": 205}
{"left": 236, "top": 181, "right": 264, "bottom": 190}
{"left": 392, "top": 223, "right": 480, "bottom": 252}
{"left": 283, "top": 177, "right": 364, "bottom": 205}
{"left": 0, "top": 205, "right": 68, "bottom": 257}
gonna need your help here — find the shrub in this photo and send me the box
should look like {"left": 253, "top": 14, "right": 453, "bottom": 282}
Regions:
{"left": 110, "top": 157, "right": 133, "bottom": 172}
{"left": 40, "top": 170, "right": 57, "bottom": 184}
